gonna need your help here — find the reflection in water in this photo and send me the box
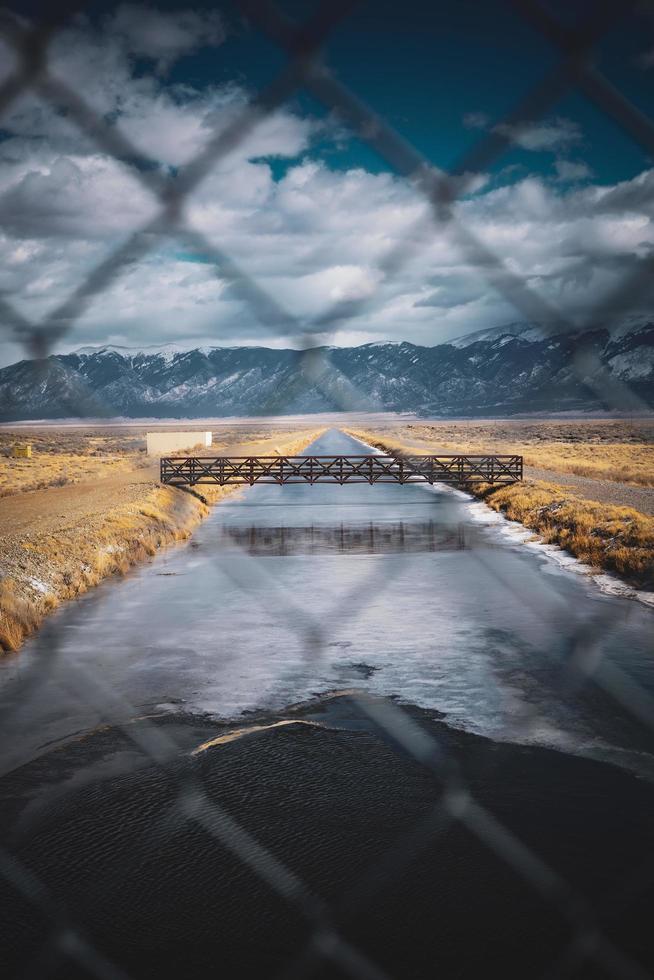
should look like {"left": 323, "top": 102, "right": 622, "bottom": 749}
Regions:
{"left": 219, "top": 520, "right": 470, "bottom": 555}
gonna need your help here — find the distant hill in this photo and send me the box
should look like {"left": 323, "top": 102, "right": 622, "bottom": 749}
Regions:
{"left": 1, "top": 322, "right": 653, "bottom": 420}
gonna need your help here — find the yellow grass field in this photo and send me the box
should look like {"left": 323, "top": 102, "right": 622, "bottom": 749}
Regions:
{"left": 0, "top": 425, "right": 323, "bottom": 652}
{"left": 0, "top": 425, "right": 324, "bottom": 497}
{"left": 351, "top": 419, "right": 654, "bottom": 487}
{"left": 346, "top": 423, "right": 654, "bottom": 590}
{"left": 477, "top": 481, "right": 654, "bottom": 587}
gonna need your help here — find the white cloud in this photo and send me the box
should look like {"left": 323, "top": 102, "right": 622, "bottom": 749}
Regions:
{"left": 463, "top": 112, "right": 490, "bottom": 130}
{"left": 107, "top": 3, "right": 224, "bottom": 73}
{"left": 554, "top": 159, "right": 593, "bottom": 182}
{"left": 0, "top": 156, "right": 158, "bottom": 239}
{"left": 2, "top": 152, "right": 653, "bottom": 354}
{"left": 494, "top": 116, "right": 582, "bottom": 152}
{"left": 463, "top": 111, "right": 583, "bottom": 154}
{"left": 0, "top": 7, "right": 651, "bottom": 363}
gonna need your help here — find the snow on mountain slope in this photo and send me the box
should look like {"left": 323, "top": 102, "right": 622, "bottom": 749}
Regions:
{"left": 0, "top": 323, "right": 652, "bottom": 420}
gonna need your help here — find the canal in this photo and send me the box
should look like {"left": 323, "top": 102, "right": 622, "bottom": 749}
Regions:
{"left": 0, "top": 428, "right": 653, "bottom": 978}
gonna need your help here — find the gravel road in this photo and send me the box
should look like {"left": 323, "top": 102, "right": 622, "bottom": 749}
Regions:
{"left": 0, "top": 465, "right": 159, "bottom": 541}
{"left": 525, "top": 466, "right": 654, "bottom": 514}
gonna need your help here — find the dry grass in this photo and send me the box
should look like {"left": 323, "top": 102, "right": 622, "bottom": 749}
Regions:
{"left": 0, "top": 427, "right": 147, "bottom": 496}
{"left": 476, "top": 482, "right": 654, "bottom": 588}
{"left": 0, "top": 423, "right": 332, "bottom": 459}
{"left": 0, "top": 424, "right": 326, "bottom": 497}
{"left": 0, "top": 426, "right": 324, "bottom": 653}
{"left": 0, "top": 579, "right": 51, "bottom": 652}
{"left": 0, "top": 429, "right": 144, "bottom": 457}
{"left": 346, "top": 426, "right": 654, "bottom": 589}
{"left": 351, "top": 420, "right": 654, "bottom": 487}
{"left": 0, "top": 486, "right": 207, "bottom": 652}
{"left": 0, "top": 453, "right": 145, "bottom": 497}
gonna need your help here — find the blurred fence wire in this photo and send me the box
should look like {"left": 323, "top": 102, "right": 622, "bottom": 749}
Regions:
{"left": 0, "top": 1, "right": 653, "bottom": 978}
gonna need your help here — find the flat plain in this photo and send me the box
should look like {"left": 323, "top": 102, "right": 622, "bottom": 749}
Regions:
{"left": 2, "top": 416, "right": 654, "bottom": 654}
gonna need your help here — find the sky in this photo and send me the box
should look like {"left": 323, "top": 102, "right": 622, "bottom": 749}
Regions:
{"left": 0, "top": 0, "right": 653, "bottom": 365}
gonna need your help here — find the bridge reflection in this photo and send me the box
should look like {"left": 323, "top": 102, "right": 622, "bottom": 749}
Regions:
{"left": 217, "top": 521, "right": 476, "bottom": 556}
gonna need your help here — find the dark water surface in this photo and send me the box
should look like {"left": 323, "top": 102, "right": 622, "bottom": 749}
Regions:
{"left": 1, "top": 429, "right": 653, "bottom": 978}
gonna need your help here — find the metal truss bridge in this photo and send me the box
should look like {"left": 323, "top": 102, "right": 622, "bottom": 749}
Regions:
{"left": 160, "top": 454, "right": 523, "bottom": 487}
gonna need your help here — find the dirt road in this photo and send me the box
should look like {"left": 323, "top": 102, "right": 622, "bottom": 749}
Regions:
{"left": 0, "top": 466, "right": 160, "bottom": 540}
{"left": 524, "top": 466, "right": 654, "bottom": 515}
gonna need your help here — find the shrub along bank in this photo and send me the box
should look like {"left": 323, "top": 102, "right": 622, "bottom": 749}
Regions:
{"left": 345, "top": 428, "right": 654, "bottom": 591}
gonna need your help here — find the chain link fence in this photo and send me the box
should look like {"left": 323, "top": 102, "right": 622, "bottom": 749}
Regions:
{"left": 0, "top": 1, "right": 653, "bottom": 977}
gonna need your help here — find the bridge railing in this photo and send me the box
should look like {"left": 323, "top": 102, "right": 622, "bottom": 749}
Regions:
{"left": 160, "top": 453, "right": 523, "bottom": 487}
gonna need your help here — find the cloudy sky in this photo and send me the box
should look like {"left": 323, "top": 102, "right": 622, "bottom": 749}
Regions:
{"left": 0, "top": 0, "right": 653, "bottom": 365}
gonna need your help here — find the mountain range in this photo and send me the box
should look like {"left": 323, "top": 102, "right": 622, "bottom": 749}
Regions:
{"left": 1, "top": 321, "right": 653, "bottom": 420}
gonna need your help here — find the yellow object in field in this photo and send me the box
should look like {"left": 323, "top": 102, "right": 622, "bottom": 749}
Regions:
{"left": 11, "top": 443, "right": 32, "bottom": 458}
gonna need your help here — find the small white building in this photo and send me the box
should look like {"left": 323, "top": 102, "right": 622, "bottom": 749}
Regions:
{"left": 146, "top": 431, "right": 212, "bottom": 456}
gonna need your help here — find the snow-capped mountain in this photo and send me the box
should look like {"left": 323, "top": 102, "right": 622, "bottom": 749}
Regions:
{"left": 0, "top": 323, "right": 652, "bottom": 420}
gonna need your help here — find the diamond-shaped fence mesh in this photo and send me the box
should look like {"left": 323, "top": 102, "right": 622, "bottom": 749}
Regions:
{"left": 0, "top": 1, "right": 653, "bottom": 978}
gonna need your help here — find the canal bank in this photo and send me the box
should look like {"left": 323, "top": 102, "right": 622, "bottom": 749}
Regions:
{"left": 0, "top": 428, "right": 322, "bottom": 652}
{"left": 345, "top": 426, "right": 654, "bottom": 595}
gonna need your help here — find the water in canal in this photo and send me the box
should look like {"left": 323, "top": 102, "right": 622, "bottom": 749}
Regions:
{"left": 1, "top": 429, "right": 652, "bottom": 777}
{"left": 1, "top": 429, "right": 653, "bottom": 979}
